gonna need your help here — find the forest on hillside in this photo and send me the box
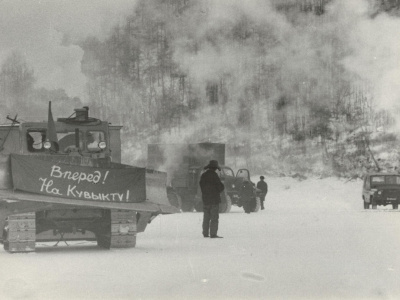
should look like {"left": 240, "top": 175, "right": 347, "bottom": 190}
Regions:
{"left": 1, "top": 0, "right": 400, "bottom": 177}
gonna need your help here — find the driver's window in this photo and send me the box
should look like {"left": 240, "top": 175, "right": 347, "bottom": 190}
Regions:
{"left": 27, "top": 131, "right": 46, "bottom": 152}
{"left": 58, "top": 131, "right": 83, "bottom": 153}
{"left": 86, "top": 131, "right": 105, "bottom": 151}
{"left": 236, "top": 169, "right": 250, "bottom": 179}
{"left": 221, "top": 168, "right": 234, "bottom": 177}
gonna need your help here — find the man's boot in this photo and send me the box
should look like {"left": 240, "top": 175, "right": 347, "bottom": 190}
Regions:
{"left": 210, "top": 235, "right": 223, "bottom": 238}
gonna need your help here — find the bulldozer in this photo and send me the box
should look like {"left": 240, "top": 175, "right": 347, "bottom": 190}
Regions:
{"left": 0, "top": 103, "right": 178, "bottom": 253}
{"left": 147, "top": 143, "right": 261, "bottom": 213}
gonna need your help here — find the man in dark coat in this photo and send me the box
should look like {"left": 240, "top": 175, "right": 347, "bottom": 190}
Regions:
{"left": 256, "top": 176, "right": 268, "bottom": 210}
{"left": 199, "top": 160, "right": 225, "bottom": 238}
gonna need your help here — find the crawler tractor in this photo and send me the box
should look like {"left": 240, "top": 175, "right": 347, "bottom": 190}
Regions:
{"left": 0, "top": 103, "right": 178, "bottom": 253}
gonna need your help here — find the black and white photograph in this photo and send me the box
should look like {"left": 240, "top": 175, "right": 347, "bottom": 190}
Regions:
{"left": 1, "top": 0, "right": 400, "bottom": 299}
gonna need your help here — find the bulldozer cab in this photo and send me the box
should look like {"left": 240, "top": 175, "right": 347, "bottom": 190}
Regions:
{"left": 25, "top": 129, "right": 104, "bottom": 154}
{"left": 21, "top": 122, "right": 109, "bottom": 156}
{"left": 20, "top": 113, "right": 112, "bottom": 159}
{"left": 55, "top": 130, "right": 105, "bottom": 154}
{"left": 0, "top": 107, "right": 123, "bottom": 190}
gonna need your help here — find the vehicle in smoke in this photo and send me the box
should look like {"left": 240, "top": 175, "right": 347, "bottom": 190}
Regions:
{"left": 212, "top": 167, "right": 261, "bottom": 214}
{"left": 147, "top": 143, "right": 260, "bottom": 213}
{"left": 362, "top": 172, "right": 400, "bottom": 210}
{"left": 0, "top": 104, "right": 178, "bottom": 253}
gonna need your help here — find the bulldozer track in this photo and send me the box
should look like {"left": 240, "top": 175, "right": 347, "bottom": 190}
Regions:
{"left": 97, "top": 210, "right": 137, "bottom": 249}
{"left": 3, "top": 213, "right": 36, "bottom": 253}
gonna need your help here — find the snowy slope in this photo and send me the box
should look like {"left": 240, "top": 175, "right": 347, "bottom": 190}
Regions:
{"left": 1, "top": 177, "right": 400, "bottom": 300}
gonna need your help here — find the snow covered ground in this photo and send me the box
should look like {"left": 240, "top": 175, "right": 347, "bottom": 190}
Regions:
{"left": 2, "top": 176, "right": 400, "bottom": 300}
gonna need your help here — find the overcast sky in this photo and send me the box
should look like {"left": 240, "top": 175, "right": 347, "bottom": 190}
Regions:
{"left": 0, "top": 0, "right": 138, "bottom": 100}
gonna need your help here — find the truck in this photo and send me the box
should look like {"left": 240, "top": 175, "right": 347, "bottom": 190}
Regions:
{"left": 217, "top": 166, "right": 261, "bottom": 213}
{"left": 0, "top": 103, "right": 178, "bottom": 253}
{"left": 362, "top": 172, "right": 400, "bottom": 209}
{"left": 147, "top": 143, "right": 260, "bottom": 213}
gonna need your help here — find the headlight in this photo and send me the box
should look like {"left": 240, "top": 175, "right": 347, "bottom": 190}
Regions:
{"left": 98, "top": 141, "right": 106, "bottom": 149}
{"left": 43, "top": 141, "right": 51, "bottom": 149}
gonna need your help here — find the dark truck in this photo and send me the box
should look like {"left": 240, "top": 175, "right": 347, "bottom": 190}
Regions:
{"left": 147, "top": 143, "right": 260, "bottom": 213}
{"left": 362, "top": 172, "right": 400, "bottom": 209}
{"left": 218, "top": 167, "right": 261, "bottom": 213}
{"left": 0, "top": 104, "right": 178, "bottom": 253}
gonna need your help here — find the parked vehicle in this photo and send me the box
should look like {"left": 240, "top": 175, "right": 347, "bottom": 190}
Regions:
{"left": 216, "top": 167, "right": 261, "bottom": 213}
{"left": 362, "top": 172, "right": 400, "bottom": 209}
{"left": 147, "top": 143, "right": 260, "bottom": 213}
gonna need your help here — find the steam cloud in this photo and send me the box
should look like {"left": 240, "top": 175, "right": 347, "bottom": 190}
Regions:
{"left": 161, "top": 0, "right": 400, "bottom": 145}
{"left": 334, "top": 0, "right": 400, "bottom": 112}
{"left": 162, "top": 0, "right": 317, "bottom": 146}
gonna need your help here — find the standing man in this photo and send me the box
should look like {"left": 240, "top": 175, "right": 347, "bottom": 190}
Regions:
{"left": 257, "top": 176, "right": 268, "bottom": 210}
{"left": 199, "top": 160, "right": 225, "bottom": 238}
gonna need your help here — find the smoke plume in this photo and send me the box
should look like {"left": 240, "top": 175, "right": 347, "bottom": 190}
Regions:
{"left": 330, "top": 0, "right": 400, "bottom": 113}
{"left": 164, "top": 0, "right": 400, "bottom": 142}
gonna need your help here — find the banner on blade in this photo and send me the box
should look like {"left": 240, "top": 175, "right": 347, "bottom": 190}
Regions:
{"left": 11, "top": 154, "right": 146, "bottom": 203}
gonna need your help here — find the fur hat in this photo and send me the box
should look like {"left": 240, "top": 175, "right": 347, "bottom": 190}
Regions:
{"left": 204, "top": 160, "right": 221, "bottom": 170}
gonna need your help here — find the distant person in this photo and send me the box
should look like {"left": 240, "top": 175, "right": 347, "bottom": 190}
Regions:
{"left": 257, "top": 176, "right": 268, "bottom": 210}
{"left": 199, "top": 160, "right": 225, "bottom": 238}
